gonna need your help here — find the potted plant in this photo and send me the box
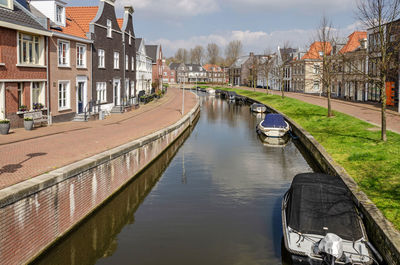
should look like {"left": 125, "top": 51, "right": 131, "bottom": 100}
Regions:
{"left": 19, "top": 105, "right": 28, "bottom": 112}
{"left": 33, "top": 103, "right": 44, "bottom": 111}
{"left": 0, "top": 119, "right": 10, "bottom": 135}
{"left": 24, "top": 117, "right": 34, "bottom": 131}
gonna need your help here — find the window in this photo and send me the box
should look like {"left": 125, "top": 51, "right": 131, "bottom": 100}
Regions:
{"left": 18, "top": 83, "right": 24, "bottom": 108}
{"left": 129, "top": 31, "right": 132, "bottom": 45}
{"left": 98, "top": 49, "right": 105, "bottom": 68}
{"left": 19, "top": 33, "right": 42, "bottom": 65}
{"left": 56, "top": 5, "right": 64, "bottom": 24}
{"left": 126, "top": 55, "right": 129, "bottom": 70}
{"left": 0, "top": 0, "right": 12, "bottom": 9}
{"left": 107, "top": 19, "right": 112, "bottom": 38}
{"left": 58, "top": 40, "right": 69, "bottom": 66}
{"left": 164, "top": 72, "right": 167, "bottom": 76}
{"left": 131, "top": 56, "right": 134, "bottom": 71}
{"left": 96, "top": 82, "right": 107, "bottom": 103}
{"left": 313, "top": 80, "right": 320, "bottom": 91}
{"left": 314, "top": 64, "right": 320, "bottom": 74}
{"left": 114, "top": 52, "right": 119, "bottom": 69}
{"left": 58, "top": 81, "right": 70, "bottom": 110}
{"left": 76, "top": 44, "right": 86, "bottom": 68}
{"left": 32, "top": 82, "right": 44, "bottom": 106}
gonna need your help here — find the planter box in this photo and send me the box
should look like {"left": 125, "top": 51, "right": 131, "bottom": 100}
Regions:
{"left": 0, "top": 123, "right": 10, "bottom": 135}
{"left": 24, "top": 120, "right": 34, "bottom": 131}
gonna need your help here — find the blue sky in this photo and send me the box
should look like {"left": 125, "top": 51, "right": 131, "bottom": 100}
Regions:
{"left": 67, "top": 0, "right": 363, "bottom": 57}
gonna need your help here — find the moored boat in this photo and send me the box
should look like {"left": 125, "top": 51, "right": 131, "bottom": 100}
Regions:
{"left": 282, "top": 173, "right": 380, "bottom": 265}
{"left": 256, "top": 113, "right": 290, "bottom": 138}
{"left": 208, "top": 88, "right": 216, "bottom": 94}
{"left": 227, "top": 91, "right": 237, "bottom": 101}
{"left": 250, "top": 103, "right": 267, "bottom": 113}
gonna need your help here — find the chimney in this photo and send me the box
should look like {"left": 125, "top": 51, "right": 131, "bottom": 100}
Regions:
{"left": 124, "top": 6, "right": 134, "bottom": 14}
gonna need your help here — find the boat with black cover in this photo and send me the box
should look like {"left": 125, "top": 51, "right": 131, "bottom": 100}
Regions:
{"left": 250, "top": 103, "right": 267, "bottom": 113}
{"left": 282, "top": 173, "right": 380, "bottom": 265}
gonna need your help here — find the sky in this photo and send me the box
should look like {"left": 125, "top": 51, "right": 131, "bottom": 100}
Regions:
{"left": 66, "top": 0, "right": 365, "bottom": 57}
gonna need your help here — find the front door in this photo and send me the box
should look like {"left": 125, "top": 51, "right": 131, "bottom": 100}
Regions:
{"left": 113, "top": 79, "right": 120, "bottom": 106}
{"left": 0, "top": 83, "right": 5, "bottom": 120}
{"left": 77, "top": 82, "right": 84, "bottom": 113}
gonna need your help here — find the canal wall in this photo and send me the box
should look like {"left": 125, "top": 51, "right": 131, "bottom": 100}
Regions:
{"left": 247, "top": 97, "right": 400, "bottom": 264}
{"left": 0, "top": 98, "right": 200, "bottom": 265}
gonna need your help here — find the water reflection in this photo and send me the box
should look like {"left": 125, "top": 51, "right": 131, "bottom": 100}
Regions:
{"left": 33, "top": 93, "right": 318, "bottom": 265}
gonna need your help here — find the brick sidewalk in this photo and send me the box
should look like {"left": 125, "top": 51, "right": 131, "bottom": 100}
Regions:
{"left": 0, "top": 86, "right": 197, "bottom": 190}
{"left": 235, "top": 86, "right": 400, "bottom": 134}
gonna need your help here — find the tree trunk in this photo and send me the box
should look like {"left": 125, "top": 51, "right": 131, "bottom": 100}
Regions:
{"left": 327, "top": 84, "right": 332, "bottom": 117}
{"left": 381, "top": 77, "right": 387, "bottom": 141}
{"left": 281, "top": 78, "right": 285, "bottom": 99}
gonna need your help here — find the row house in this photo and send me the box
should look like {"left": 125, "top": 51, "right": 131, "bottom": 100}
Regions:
{"left": 203, "top": 64, "right": 225, "bottom": 84}
{"left": 268, "top": 47, "right": 297, "bottom": 91}
{"left": 145, "top": 44, "right": 163, "bottom": 91}
{"left": 31, "top": 0, "right": 93, "bottom": 122}
{"left": 290, "top": 42, "right": 332, "bottom": 94}
{"left": 332, "top": 32, "right": 368, "bottom": 101}
{"left": 170, "top": 63, "right": 207, "bottom": 84}
{"left": 135, "top": 38, "right": 152, "bottom": 94}
{"left": 66, "top": 0, "right": 136, "bottom": 114}
{"left": 228, "top": 55, "right": 249, "bottom": 86}
{"left": 0, "top": 0, "right": 51, "bottom": 127}
{"left": 162, "top": 60, "right": 175, "bottom": 84}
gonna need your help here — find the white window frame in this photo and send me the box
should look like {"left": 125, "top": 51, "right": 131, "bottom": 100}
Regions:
{"left": 128, "top": 31, "right": 132, "bottom": 45}
{"left": 76, "top": 44, "right": 86, "bottom": 68}
{"left": 126, "top": 55, "right": 129, "bottom": 70}
{"left": 18, "top": 33, "right": 44, "bottom": 66}
{"left": 131, "top": 56, "right": 134, "bottom": 71}
{"left": 98, "top": 49, "right": 105, "bottom": 68}
{"left": 114, "top": 52, "right": 119, "bottom": 69}
{"left": 107, "top": 19, "right": 112, "bottom": 38}
{"left": 58, "top": 39, "right": 70, "bottom": 67}
{"left": 31, "top": 82, "right": 45, "bottom": 109}
{"left": 55, "top": 5, "right": 64, "bottom": 25}
{"left": 58, "top": 81, "right": 70, "bottom": 110}
{"left": 96, "top": 82, "right": 107, "bottom": 103}
{"left": 0, "top": 0, "right": 13, "bottom": 9}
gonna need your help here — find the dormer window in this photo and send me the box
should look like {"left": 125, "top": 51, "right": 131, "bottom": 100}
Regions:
{"left": 107, "top": 19, "right": 112, "bottom": 38}
{"left": 56, "top": 5, "right": 64, "bottom": 24}
{"left": 0, "top": 0, "right": 13, "bottom": 9}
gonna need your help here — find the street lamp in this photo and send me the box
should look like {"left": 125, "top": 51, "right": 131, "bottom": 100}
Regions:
{"left": 182, "top": 69, "right": 185, "bottom": 115}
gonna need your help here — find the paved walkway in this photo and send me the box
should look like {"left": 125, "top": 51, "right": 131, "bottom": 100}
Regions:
{"left": 236, "top": 86, "right": 400, "bottom": 134}
{"left": 0, "top": 86, "right": 197, "bottom": 190}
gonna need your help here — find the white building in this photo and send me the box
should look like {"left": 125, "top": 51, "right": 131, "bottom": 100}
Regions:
{"left": 135, "top": 38, "right": 152, "bottom": 94}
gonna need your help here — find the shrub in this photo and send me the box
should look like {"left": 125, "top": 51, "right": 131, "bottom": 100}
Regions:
{"left": 19, "top": 105, "right": 28, "bottom": 112}
{"left": 0, "top": 119, "right": 10, "bottom": 124}
{"left": 24, "top": 117, "right": 33, "bottom": 121}
{"left": 33, "top": 103, "right": 44, "bottom": 110}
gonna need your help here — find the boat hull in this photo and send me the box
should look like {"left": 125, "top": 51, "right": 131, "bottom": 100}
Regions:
{"left": 250, "top": 104, "right": 267, "bottom": 113}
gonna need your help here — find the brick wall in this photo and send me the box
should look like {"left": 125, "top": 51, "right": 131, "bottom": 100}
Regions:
{"left": 0, "top": 104, "right": 200, "bottom": 265}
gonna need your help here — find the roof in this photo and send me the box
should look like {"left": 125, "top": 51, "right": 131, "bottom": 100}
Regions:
{"left": 185, "top": 64, "right": 204, "bottom": 72}
{"left": 145, "top": 45, "right": 158, "bottom": 62}
{"left": 339, "top": 31, "right": 367, "bottom": 54}
{"left": 286, "top": 173, "right": 364, "bottom": 241}
{"left": 135, "top": 38, "right": 143, "bottom": 53}
{"left": 169, "top": 62, "right": 182, "bottom": 70}
{"left": 203, "top": 64, "right": 223, "bottom": 72}
{"left": 231, "top": 56, "right": 249, "bottom": 68}
{"left": 116, "top": 18, "right": 123, "bottom": 30}
{"left": 65, "top": 6, "right": 98, "bottom": 39}
{"left": 279, "top": 48, "right": 297, "bottom": 63}
{"left": 302, "top": 42, "right": 332, "bottom": 60}
{"left": 0, "top": 0, "right": 48, "bottom": 32}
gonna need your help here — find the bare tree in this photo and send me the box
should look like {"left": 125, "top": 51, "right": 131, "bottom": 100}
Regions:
{"left": 207, "top": 43, "right": 220, "bottom": 65}
{"left": 258, "top": 50, "right": 274, "bottom": 94}
{"left": 225, "top": 40, "right": 243, "bottom": 67}
{"left": 190, "top": 46, "right": 204, "bottom": 65}
{"left": 271, "top": 41, "right": 293, "bottom": 99}
{"left": 357, "top": 0, "right": 400, "bottom": 141}
{"left": 315, "top": 15, "right": 336, "bottom": 117}
{"left": 174, "top": 48, "right": 185, "bottom": 63}
{"left": 246, "top": 54, "right": 259, "bottom": 91}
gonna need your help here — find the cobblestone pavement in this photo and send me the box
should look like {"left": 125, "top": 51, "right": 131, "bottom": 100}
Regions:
{"left": 0, "top": 86, "right": 197, "bottom": 190}
{"left": 235, "top": 86, "right": 400, "bottom": 134}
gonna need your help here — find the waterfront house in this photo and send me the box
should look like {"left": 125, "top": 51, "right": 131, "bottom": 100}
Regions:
{"left": 228, "top": 55, "right": 249, "bottom": 86}
{"left": 203, "top": 64, "right": 225, "bottom": 84}
{"left": 135, "top": 38, "right": 152, "bottom": 94}
{"left": 170, "top": 63, "right": 207, "bottom": 84}
{"left": 169, "top": 62, "right": 187, "bottom": 84}
{"left": 0, "top": 0, "right": 51, "bottom": 128}
{"left": 30, "top": 0, "right": 94, "bottom": 122}
{"left": 145, "top": 44, "right": 163, "bottom": 91}
{"left": 162, "top": 60, "right": 175, "bottom": 84}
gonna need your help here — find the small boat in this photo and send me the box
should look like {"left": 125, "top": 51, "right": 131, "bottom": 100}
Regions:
{"left": 227, "top": 91, "right": 237, "bottom": 101}
{"left": 208, "top": 88, "right": 216, "bottom": 94}
{"left": 282, "top": 173, "right": 380, "bottom": 265}
{"left": 257, "top": 113, "right": 290, "bottom": 138}
{"left": 250, "top": 103, "right": 267, "bottom": 113}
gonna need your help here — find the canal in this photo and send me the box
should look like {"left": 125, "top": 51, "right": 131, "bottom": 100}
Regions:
{"left": 32, "top": 93, "right": 319, "bottom": 265}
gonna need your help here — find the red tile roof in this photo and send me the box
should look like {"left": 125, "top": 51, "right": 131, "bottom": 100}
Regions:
{"left": 339, "top": 31, "right": 367, "bottom": 54}
{"left": 203, "top": 64, "right": 222, "bottom": 72}
{"left": 117, "top": 18, "right": 123, "bottom": 29}
{"left": 63, "top": 6, "right": 98, "bottom": 39}
{"left": 302, "top": 42, "right": 332, "bottom": 60}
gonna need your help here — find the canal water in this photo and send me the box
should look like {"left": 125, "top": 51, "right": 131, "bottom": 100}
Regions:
{"left": 32, "top": 93, "right": 319, "bottom": 265}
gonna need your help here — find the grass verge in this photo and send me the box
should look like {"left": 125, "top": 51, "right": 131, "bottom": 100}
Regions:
{"left": 222, "top": 88, "right": 400, "bottom": 230}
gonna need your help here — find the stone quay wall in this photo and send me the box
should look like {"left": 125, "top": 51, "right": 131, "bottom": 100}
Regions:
{"left": 246, "top": 97, "right": 400, "bottom": 265}
{"left": 0, "top": 99, "right": 200, "bottom": 265}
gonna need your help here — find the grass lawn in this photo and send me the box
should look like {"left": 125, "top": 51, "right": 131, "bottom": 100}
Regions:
{"left": 222, "top": 88, "right": 400, "bottom": 230}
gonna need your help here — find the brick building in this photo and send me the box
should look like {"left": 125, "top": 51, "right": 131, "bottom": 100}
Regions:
{"left": 162, "top": 60, "right": 175, "bottom": 84}
{"left": 146, "top": 44, "right": 163, "bottom": 91}
{"left": 0, "top": 0, "right": 51, "bottom": 128}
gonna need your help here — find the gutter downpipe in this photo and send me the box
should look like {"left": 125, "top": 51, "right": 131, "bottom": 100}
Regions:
{"left": 46, "top": 36, "right": 51, "bottom": 125}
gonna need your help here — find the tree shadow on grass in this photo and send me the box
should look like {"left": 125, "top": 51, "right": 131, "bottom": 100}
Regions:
{"left": 0, "top": 152, "right": 47, "bottom": 175}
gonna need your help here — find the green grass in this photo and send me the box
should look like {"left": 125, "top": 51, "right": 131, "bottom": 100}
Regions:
{"left": 224, "top": 88, "right": 400, "bottom": 230}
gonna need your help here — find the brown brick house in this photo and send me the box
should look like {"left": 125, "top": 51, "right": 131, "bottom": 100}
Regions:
{"left": 146, "top": 44, "right": 163, "bottom": 91}
{"left": 0, "top": 0, "right": 51, "bottom": 128}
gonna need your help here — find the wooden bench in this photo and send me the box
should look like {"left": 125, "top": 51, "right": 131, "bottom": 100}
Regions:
{"left": 24, "top": 111, "right": 48, "bottom": 127}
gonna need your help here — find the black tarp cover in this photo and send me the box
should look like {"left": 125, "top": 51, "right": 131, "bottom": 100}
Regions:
{"left": 261, "top": 114, "right": 287, "bottom": 128}
{"left": 286, "top": 173, "right": 364, "bottom": 241}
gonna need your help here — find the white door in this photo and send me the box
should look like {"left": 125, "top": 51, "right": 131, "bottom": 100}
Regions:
{"left": 113, "top": 79, "right": 121, "bottom": 106}
{"left": 0, "top": 83, "right": 5, "bottom": 120}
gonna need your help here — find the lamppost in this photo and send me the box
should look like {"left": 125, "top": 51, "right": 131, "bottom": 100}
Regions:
{"left": 182, "top": 69, "right": 185, "bottom": 115}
